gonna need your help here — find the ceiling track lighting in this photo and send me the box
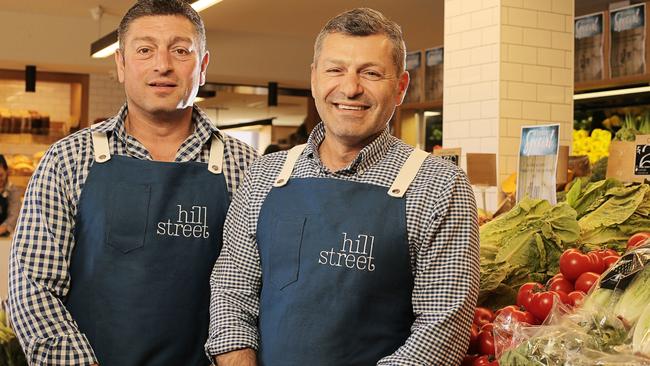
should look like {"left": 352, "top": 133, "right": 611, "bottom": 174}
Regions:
{"left": 90, "top": 0, "right": 223, "bottom": 58}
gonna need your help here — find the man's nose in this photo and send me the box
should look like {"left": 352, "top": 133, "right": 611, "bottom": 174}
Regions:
{"left": 339, "top": 72, "right": 363, "bottom": 98}
{"left": 154, "top": 50, "right": 173, "bottom": 73}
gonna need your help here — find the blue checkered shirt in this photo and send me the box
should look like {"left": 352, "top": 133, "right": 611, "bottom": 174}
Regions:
{"left": 206, "top": 123, "right": 480, "bottom": 365}
{"left": 8, "top": 104, "right": 258, "bottom": 365}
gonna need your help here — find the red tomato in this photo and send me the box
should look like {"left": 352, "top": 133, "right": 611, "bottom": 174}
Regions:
{"left": 627, "top": 232, "right": 650, "bottom": 250}
{"left": 477, "top": 329, "right": 495, "bottom": 355}
{"left": 516, "top": 282, "right": 544, "bottom": 309}
{"left": 587, "top": 252, "right": 606, "bottom": 274}
{"left": 574, "top": 272, "right": 600, "bottom": 293}
{"left": 595, "top": 248, "right": 619, "bottom": 259}
{"left": 480, "top": 322, "right": 494, "bottom": 333}
{"left": 603, "top": 255, "right": 620, "bottom": 270}
{"left": 528, "top": 291, "right": 563, "bottom": 321}
{"left": 461, "top": 355, "right": 479, "bottom": 366}
{"left": 567, "top": 291, "right": 586, "bottom": 307}
{"left": 473, "top": 355, "right": 499, "bottom": 366}
{"left": 468, "top": 323, "right": 479, "bottom": 353}
{"left": 495, "top": 305, "right": 538, "bottom": 325}
{"left": 547, "top": 277, "right": 574, "bottom": 294}
{"left": 559, "top": 249, "right": 593, "bottom": 281}
{"left": 474, "top": 307, "right": 495, "bottom": 327}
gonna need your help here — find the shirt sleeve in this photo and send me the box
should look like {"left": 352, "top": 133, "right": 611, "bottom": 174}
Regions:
{"left": 1, "top": 185, "right": 21, "bottom": 232}
{"left": 378, "top": 170, "right": 481, "bottom": 366}
{"left": 205, "top": 164, "right": 262, "bottom": 358}
{"left": 8, "top": 144, "right": 98, "bottom": 365}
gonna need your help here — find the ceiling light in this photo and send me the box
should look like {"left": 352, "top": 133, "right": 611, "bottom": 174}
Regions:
{"left": 90, "top": 0, "right": 223, "bottom": 58}
{"left": 191, "top": 0, "right": 224, "bottom": 12}
{"left": 424, "top": 111, "right": 441, "bottom": 117}
{"left": 91, "top": 30, "right": 119, "bottom": 58}
{"left": 574, "top": 85, "right": 650, "bottom": 100}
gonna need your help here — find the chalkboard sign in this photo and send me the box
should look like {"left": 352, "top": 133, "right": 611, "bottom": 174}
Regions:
{"left": 636, "top": 142, "right": 650, "bottom": 175}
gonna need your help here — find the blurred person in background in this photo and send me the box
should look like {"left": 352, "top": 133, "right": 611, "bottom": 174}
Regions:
{"left": 0, "top": 155, "right": 19, "bottom": 237}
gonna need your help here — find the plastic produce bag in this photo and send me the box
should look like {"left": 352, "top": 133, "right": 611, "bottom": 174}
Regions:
{"left": 498, "top": 241, "right": 650, "bottom": 365}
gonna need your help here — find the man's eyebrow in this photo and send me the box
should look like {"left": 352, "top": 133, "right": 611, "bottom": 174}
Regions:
{"left": 130, "top": 36, "right": 194, "bottom": 45}
{"left": 321, "top": 59, "right": 384, "bottom": 69}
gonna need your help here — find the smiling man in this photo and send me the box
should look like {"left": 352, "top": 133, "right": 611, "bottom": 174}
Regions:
{"left": 207, "top": 8, "right": 480, "bottom": 366}
{"left": 8, "top": 1, "right": 256, "bottom": 365}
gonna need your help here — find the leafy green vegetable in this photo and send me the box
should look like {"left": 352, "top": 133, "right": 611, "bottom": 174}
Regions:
{"left": 632, "top": 302, "right": 650, "bottom": 355}
{"left": 613, "top": 265, "right": 650, "bottom": 327}
{"left": 479, "top": 199, "right": 579, "bottom": 308}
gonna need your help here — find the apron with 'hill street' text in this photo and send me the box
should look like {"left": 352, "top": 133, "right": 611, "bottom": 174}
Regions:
{"left": 66, "top": 129, "right": 229, "bottom": 366}
{"left": 257, "top": 144, "right": 429, "bottom": 366}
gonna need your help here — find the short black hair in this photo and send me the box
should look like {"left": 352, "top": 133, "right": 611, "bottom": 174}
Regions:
{"left": 118, "top": 0, "right": 206, "bottom": 55}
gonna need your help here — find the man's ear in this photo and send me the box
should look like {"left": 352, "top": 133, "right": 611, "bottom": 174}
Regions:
{"left": 115, "top": 49, "right": 125, "bottom": 83}
{"left": 199, "top": 51, "right": 210, "bottom": 86}
{"left": 310, "top": 63, "right": 316, "bottom": 99}
{"left": 396, "top": 71, "right": 410, "bottom": 106}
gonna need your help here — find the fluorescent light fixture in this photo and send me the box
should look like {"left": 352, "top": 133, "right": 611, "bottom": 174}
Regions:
{"left": 90, "top": 30, "right": 119, "bottom": 58}
{"left": 191, "top": 0, "right": 224, "bottom": 12}
{"left": 574, "top": 85, "right": 650, "bottom": 100}
{"left": 424, "top": 111, "right": 441, "bottom": 117}
{"left": 90, "top": 0, "right": 223, "bottom": 58}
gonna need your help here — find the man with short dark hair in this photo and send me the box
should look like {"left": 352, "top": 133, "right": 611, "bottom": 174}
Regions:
{"left": 207, "top": 8, "right": 480, "bottom": 366}
{"left": 8, "top": 1, "right": 256, "bottom": 365}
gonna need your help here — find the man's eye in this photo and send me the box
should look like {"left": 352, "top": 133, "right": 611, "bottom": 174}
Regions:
{"left": 363, "top": 71, "right": 382, "bottom": 80}
{"left": 325, "top": 68, "right": 342, "bottom": 74}
{"left": 137, "top": 48, "right": 151, "bottom": 55}
{"left": 174, "top": 48, "right": 190, "bottom": 55}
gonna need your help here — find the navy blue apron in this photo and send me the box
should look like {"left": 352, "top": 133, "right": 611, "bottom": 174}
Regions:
{"left": 66, "top": 129, "right": 229, "bottom": 366}
{"left": 257, "top": 144, "right": 429, "bottom": 366}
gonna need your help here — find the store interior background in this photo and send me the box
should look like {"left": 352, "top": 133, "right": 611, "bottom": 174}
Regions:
{"left": 1, "top": 0, "right": 648, "bottom": 232}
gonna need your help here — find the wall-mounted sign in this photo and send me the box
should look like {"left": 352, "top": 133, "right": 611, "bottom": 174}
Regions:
{"left": 610, "top": 3, "right": 646, "bottom": 78}
{"left": 516, "top": 124, "right": 560, "bottom": 204}
{"left": 424, "top": 47, "right": 443, "bottom": 101}
{"left": 403, "top": 51, "right": 422, "bottom": 104}
{"left": 575, "top": 12, "right": 604, "bottom": 82}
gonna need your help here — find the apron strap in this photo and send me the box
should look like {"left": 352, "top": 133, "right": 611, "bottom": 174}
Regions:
{"left": 273, "top": 144, "right": 307, "bottom": 187}
{"left": 387, "top": 149, "right": 429, "bottom": 198}
{"left": 208, "top": 134, "right": 225, "bottom": 174}
{"left": 91, "top": 131, "right": 111, "bottom": 163}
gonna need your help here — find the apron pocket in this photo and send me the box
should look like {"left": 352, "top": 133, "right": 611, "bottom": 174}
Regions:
{"left": 106, "top": 184, "right": 151, "bottom": 253}
{"left": 270, "top": 217, "right": 305, "bottom": 289}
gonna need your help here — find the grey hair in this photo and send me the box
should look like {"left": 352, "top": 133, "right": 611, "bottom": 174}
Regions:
{"left": 118, "top": 0, "right": 206, "bottom": 55}
{"left": 313, "top": 8, "right": 407, "bottom": 73}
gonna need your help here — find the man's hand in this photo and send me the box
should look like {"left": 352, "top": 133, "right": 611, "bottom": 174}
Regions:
{"left": 215, "top": 348, "right": 257, "bottom": 366}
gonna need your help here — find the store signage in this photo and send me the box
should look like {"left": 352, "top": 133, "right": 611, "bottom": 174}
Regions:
{"left": 516, "top": 124, "right": 560, "bottom": 204}
{"left": 404, "top": 51, "right": 422, "bottom": 104}
{"left": 610, "top": 3, "right": 646, "bottom": 78}
{"left": 635, "top": 135, "right": 650, "bottom": 176}
{"left": 575, "top": 12, "right": 604, "bottom": 82}
{"left": 576, "top": 13, "right": 603, "bottom": 39}
{"left": 425, "top": 47, "right": 444, "bottom": 101}
{"left": 608, "top": 135, "right": 650, "bottom": 182}
{"left": 466, "top": 153, "right": 497, "bottom": 187}
{"left": 433, "top": 147, "right": 460, "bottom": 166}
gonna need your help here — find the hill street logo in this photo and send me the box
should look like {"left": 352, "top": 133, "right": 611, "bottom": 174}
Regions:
{"left": 318, "top": 232, "right": 376, "bottom": 271}
{"left": 157, "top": 205, "right": 209, "bottom": 239}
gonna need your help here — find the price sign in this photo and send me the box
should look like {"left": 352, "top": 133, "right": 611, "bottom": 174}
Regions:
{"left": 635, "top": 136, "right": 650, "bottom": 175}
{"left": 433, "top": 148, "right": 461, "bottom": 166}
